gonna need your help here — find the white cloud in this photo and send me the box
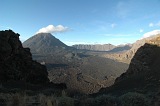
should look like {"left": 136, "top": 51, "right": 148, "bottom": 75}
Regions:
{"left": 111, "top": 23, "right": 117, "bottom": 28}
{"left": 139, "top": 29, "right": 143, "bottom": 33}
{"left": 149, "top": 23, "right": 154, "bottom": 27}
{"left": 142, "top": 30, "right": 160, "bottom": 38}
{"left": 36, "top": 25, "right": 69, "bottom": 34}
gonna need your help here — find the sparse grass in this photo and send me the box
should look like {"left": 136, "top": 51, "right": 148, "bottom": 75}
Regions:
{"left": 119, "top": 92, "right": 150, "bottom": 106}
{"left": 0, "top": 91, "right": 154, "bottom": 106}
{"left": 0, "top": 92, "right": 74, "bottom": 106}
{"left": 57, "top": 96, "right": 74, "bottom": 106}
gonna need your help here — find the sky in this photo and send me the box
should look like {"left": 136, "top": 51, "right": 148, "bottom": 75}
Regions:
{"left": 1, "top": 0, "right": 160, "bottom": 46}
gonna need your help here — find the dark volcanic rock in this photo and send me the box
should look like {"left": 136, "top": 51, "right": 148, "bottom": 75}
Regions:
{"left": 97, "top": 35, "right": 160, "bottom": 96}
{"left": 0, "top": 30, "right": 49, "bottom": 84}
{"left": 115, "top": 44, "right": 160, "bottom": 86}
{"left": 115, "top": 36, "right": 160, "bottom": 84}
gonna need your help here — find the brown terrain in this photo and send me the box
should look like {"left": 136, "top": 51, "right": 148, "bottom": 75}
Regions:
{"left": 23, "top": 33, "right": 129, "bottom": 94}
{"left": 102, "top": 34, "right": 160, "bottom": 63}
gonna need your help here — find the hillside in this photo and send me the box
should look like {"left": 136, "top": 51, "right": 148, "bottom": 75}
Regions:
{"left": 115, "top": 34, "right": 160, "bottom": 91}
{"left": 94, "top": 34, "right": 160, "bottom": 105}
{"left": 102, "top": 35, "right": 160, "bottom": 63}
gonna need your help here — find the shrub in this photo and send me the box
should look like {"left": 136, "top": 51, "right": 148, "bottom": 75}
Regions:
{"left": 119, "top": 92, "right": 150, "bottom": 106}
{"left": 39, "top": 94, "right": 58, "bottom": 106}
{"left": 58, "top": 96, "right": 74, "bottom": 106}
{"left": 7, "top": 93, "right": 26, "bottom": 106}
{"left": 84, "top": 98, "right": 97, "bottom": 106}
{"left": 83, "top": 95, "right": 117, "bottom": 106}
{"left": 95, "top": 95, "right": 117, "bottom": 106}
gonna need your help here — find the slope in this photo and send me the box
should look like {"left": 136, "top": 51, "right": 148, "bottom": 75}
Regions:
{"left": 102, "top": 35, "right": 160, "bottom": 63}
{"left": 97, "top": 34, "right": 160, "bottom": 102}
{"left": 23, "top": 33, "right": 72, "bottom": 55}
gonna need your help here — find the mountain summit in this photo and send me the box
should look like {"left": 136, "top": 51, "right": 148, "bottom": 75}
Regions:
{"left": 23, "top": 33, "right": 70, "bottom": 54}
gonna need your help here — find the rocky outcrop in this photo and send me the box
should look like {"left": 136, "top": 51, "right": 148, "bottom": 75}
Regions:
{"left": 98, "top": 34, "right": 160, "bottom": 96}
{"left": 0, "top": 30, "right": 49, "bottom": 84}
{"left": 116, "top": 35, "right": 160, "bottom": 83}
{"left": 72, "top": 44, "right": 115, "bottom": 51}
{"left": 115, "top": 44, "right": 160, "bottom": 83}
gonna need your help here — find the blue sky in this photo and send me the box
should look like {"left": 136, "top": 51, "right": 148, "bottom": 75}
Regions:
{"left": 1, "top": 0, "right": 160, "bottom": 46}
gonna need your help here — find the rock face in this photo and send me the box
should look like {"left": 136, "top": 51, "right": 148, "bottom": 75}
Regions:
{"left": 72, "top": 44, "right": 115, "bottom": 51}
{"left": 0, "top": 30, "right": 49, "bottom": 84}
{"left": 115, "top": 44, "right": 160, "bottom": 85}
{"left": 98, "top": 34, "right": 160, "bottom": 96}
{"left": 116, "top": 35, "right": 160, "bottom": 83}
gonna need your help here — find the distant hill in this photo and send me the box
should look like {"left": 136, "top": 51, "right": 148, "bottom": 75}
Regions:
{"left": 23, "top": 33, "right": 73, "bottom": 54}
{"left": 72, "top": 44, "right": 115, "bottom": 51}
{"left": 109, "top": 44, "right": 132, "bottom": 52}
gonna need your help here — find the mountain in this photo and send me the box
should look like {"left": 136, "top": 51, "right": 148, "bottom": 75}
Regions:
{"left": 96, "top": 34, "right": 160, "bottom": 105}
{"left": 72, "top": 44, "right": 115, "bottom": 51}
{"left": 23, "top": 33, "right": 72, "bottom": 54}
{"left": 72, "top": 44, "right": 132, "bottom": 52}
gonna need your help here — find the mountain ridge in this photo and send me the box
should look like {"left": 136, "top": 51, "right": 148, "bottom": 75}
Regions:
{"left": 72, "top": 44, "right": 116, "bottom": 51}
{"left": 102, "top": 34, "right": 160, "bottom": 63}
